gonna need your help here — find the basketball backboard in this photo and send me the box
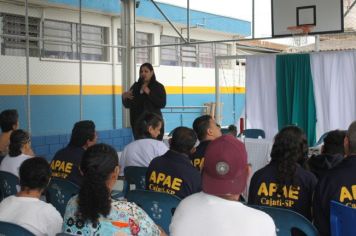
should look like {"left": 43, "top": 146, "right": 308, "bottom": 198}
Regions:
{"left": 271, "top": 0, "right": 344, "bottom": 37}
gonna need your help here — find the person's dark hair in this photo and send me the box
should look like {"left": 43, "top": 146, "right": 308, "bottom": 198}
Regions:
{"left": 192, "top": 115, "right": 212, "bottom": 141}
{"left": 9, "top": 129, "right": 30, "bottom": 157}
{"left": 0, "top": 109, "right": 18, "bottom": 132}
{"left": 134, "top": 112, "right": 163, "bottom": 139}
{"left": 69, "top": 120, "right": 96, "bottom": 147}
{"left": 139, "top": 62, "right": 156, "bottom": 82}
{"left": 170, "top": 126, "right": 197, "bottom": 155}
{"left": 19, "top": 157, "right": 51, "bottom": 190}
{"left": 78, "top": 143, "right": 119, "bottom": 224}
{"left": 270, "top": 126, "right": 307, "bottom": 195}
{"left": 228, "top": 124, "right": 238, "bottom": 137}
{"left": 347, "top": 121, "right": 356, "bottom": 154}
{"left": 323, "top": 130, "right": 346, "bottom": 155}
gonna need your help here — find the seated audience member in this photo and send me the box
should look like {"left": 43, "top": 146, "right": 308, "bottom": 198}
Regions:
{"left": 248, "top": 126, "right": 317, "bottom": 221}
{"left": 227, "top": 124, "right": 238, "bottom": 137}
{"left": 146, "top": 127, "right": 201, "bottom": 199}
{"left": 119, "top": 112, "right": 168, "bottom": 175}
{"left": 63, "top": 143, "right": 163, "bottom": 236}
{"left": 0, "top": 109, "right": 19, "bottom": 160}
{"left": 190, "top": 115, "right": 222, "bottom": 171}
{"left": 313, "top": 121, "right": 356, "bottom": 236}
{"left": 307, "top": 130, "right": 345, "bottom": 179}
{"left": 0, "top": 157, "right": 62, "bottom": 235}
{"left": 50, "top": 120, "right": 96, "bottom": 186}
{"left": 0, "top": 129, "right": 34, "bottom": 177}
{"left": 170, "top": 135, "right": 276, "bottom": 236}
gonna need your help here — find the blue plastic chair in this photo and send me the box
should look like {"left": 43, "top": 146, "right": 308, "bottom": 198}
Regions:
{"left": 124, "top": 166, "right": 148, "bottom": 192}
{"left": 330, "top": 200, "right": 356, "bottom": 236}
{"left": 0, "top": 221, "right": 35, "bottom": 235}
{"left": 238, "top": 129, "right": 266, "bottom": 139}
{"left": 126, "top": 189, "right": 181, "bottom": 233}
{"left": 46, "top": 178, "right": 79, "bottom": 217}
{"left": 0, "top": 171, "right": 19, "bottom": 201}
{"left": 249, "top": 205, "right": 318, "bottom": 236}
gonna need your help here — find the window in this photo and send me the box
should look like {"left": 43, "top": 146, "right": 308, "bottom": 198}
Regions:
{"left": 135, "top": 32, "right": 152, "bottom": 64}
{"left": 43, "top": 20, "right": 74, "bottom": 59}
{"left": 215, "top": 43, "right": 229, "bottom": 56}
{"left": 79, "top": 24, "right": 107, "bottom": 61}
{"left": 181, "top": 42, "right": 197, "bottom": 67}
{"left": 117, "top": 30, "right": 152, "bottom": 64}
{"left": 215, "top": 43, "right": 230, "bottom": 68}
{"left": 42, "top": 20, "right": 108, "bottom": 61}
{"left": 117, "top": 29, "right": 123, "bottom": 62}
{"left": 160, "top": 35, "right": 179, "bottom": 66}
{"left": 198, "top": 43, "right": 213, "bottom": 68}
{"left": 0, "top": 13, "right": 40, "bottom": 57}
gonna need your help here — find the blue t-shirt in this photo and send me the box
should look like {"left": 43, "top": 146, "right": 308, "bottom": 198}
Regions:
{"left": 63, "top": 195, "right": 160, "bottom": 236}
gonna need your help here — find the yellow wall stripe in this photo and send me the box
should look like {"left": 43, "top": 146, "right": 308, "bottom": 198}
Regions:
{"left": 0, "top": 84, "right": 245, "bottom": 96}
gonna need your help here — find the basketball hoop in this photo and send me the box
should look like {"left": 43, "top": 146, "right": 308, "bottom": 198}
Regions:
{"left": 287, "top": 25, "right": 314, "bottom": 48}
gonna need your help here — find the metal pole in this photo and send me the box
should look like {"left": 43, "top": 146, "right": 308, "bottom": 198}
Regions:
{"left": 121, "top": 0, "right": 135, "bottom": 128}
{"left": 25, "top": 0, "right": 31, "bottom": 133}
{"left": 252, "top": 0, "right": 255, "bottom": 38}
{"left": 215, "top": 57, "right": 221, "bottom": 125}
{"left": 150, "top": 0, "right": 187, "bottom": 43}
{"left": 79, "top": 0, "right": 83, "bottom": 120}
{"left": 345, "top": 0, "right": 356, "bottom": 17}
{"left": 187, "top": 0, "right": 190, "bottom": 42}
{"left": 111, "top": 17, "right": 117, "bottom": 129}
{"left": 315, "top": 35, "right": 320, "bottom": 52}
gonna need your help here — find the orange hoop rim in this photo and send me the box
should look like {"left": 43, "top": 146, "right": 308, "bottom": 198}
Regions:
{"left": 287, "top": 24, "right": 315, "bottom": 34}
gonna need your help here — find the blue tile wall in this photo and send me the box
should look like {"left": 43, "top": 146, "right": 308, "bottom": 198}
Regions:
{"left": 31, "top": 128, "right": 133, "bottom": 162}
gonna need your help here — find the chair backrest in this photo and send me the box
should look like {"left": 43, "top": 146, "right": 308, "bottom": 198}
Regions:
{"left": 46, "top": 178, "right": 79, "bottom": 217}
{"left": 0, "top": 171, "right": 19, "bottom": 201}
{"left": 239, "top": 129, "right": 266, "bottom": 139}
{"left": 249, "top": 205, "right": 318, "bottom": 236}
{"left": 0, "top": 221, "right": 35, "bottom": 236}
{"left": 330, "top": 200, "right": 356, "bottom": 236}
{"left": 126, "top": 189, "right": 181, "bottom": 233}
{"left": 124, "top": 166, "right": 148, "bottom": 191}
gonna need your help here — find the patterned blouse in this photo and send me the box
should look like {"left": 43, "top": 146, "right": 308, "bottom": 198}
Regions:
{"left": 63, "top": 196, "right": 160, "bottom": 236}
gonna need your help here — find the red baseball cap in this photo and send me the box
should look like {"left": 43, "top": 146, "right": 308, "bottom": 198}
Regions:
{"left": 202, "top": 135, "right": 248, "bottom": 195}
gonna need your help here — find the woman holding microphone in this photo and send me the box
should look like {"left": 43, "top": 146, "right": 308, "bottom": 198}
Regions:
{"left": 122, "top": 63, "right": 166, "bottom": 140}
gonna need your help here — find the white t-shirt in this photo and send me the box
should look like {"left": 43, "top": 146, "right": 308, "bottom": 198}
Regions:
{"left": 0, "top": 153, "right": 32, "bottom": 177}
{"left": 119, "top": 139, "right": 168, "bottom": 176}
{"left": 170, "top": 192, "right": 276, "bottom": 236}
{"left": 0, "top": 196, "right": 63, "bottom": 236}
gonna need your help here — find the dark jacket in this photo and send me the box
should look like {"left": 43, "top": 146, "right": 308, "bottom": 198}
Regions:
{"left": 307, "top": 153, "right": 343, "bottom": 179}
{"left": 146, "top": 150, "right": 202, "bottom": 199}
{"left": 50, "top": 145, "right": 84, "bottom": 186}
{"left": 248, "top": 161, "right": 317, "bottom": 220}
{"left": 189, "top": 140, "right": 211, "bottom": 172}
{"left": 313, "top": 155, "right": 356, "bottom": 236}
{"left": 122, "top": 77, "right": 166, "bottom": 129}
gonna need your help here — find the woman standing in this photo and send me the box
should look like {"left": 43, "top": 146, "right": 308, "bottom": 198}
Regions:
{"left": 122, "top": 63, "right": 166, "bottom": 140}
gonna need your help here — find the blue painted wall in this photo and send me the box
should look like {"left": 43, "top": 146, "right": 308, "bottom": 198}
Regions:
{"left": 46, "top": 0, "right": 251, "bottom": 35}
{"left": 136, "top": 1, "right": 251, "bottom": 36}
{"left": 164, "top": 94, "right": 245, "bottom": 132}
{"left": 0, "top": 94, "right": 244, "bottom": 136}
{"left": 48, "top": 0, "right": 120, "bottom": 13}
{"left": 31, "top": 128, "right": 133, "bottom": 162}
